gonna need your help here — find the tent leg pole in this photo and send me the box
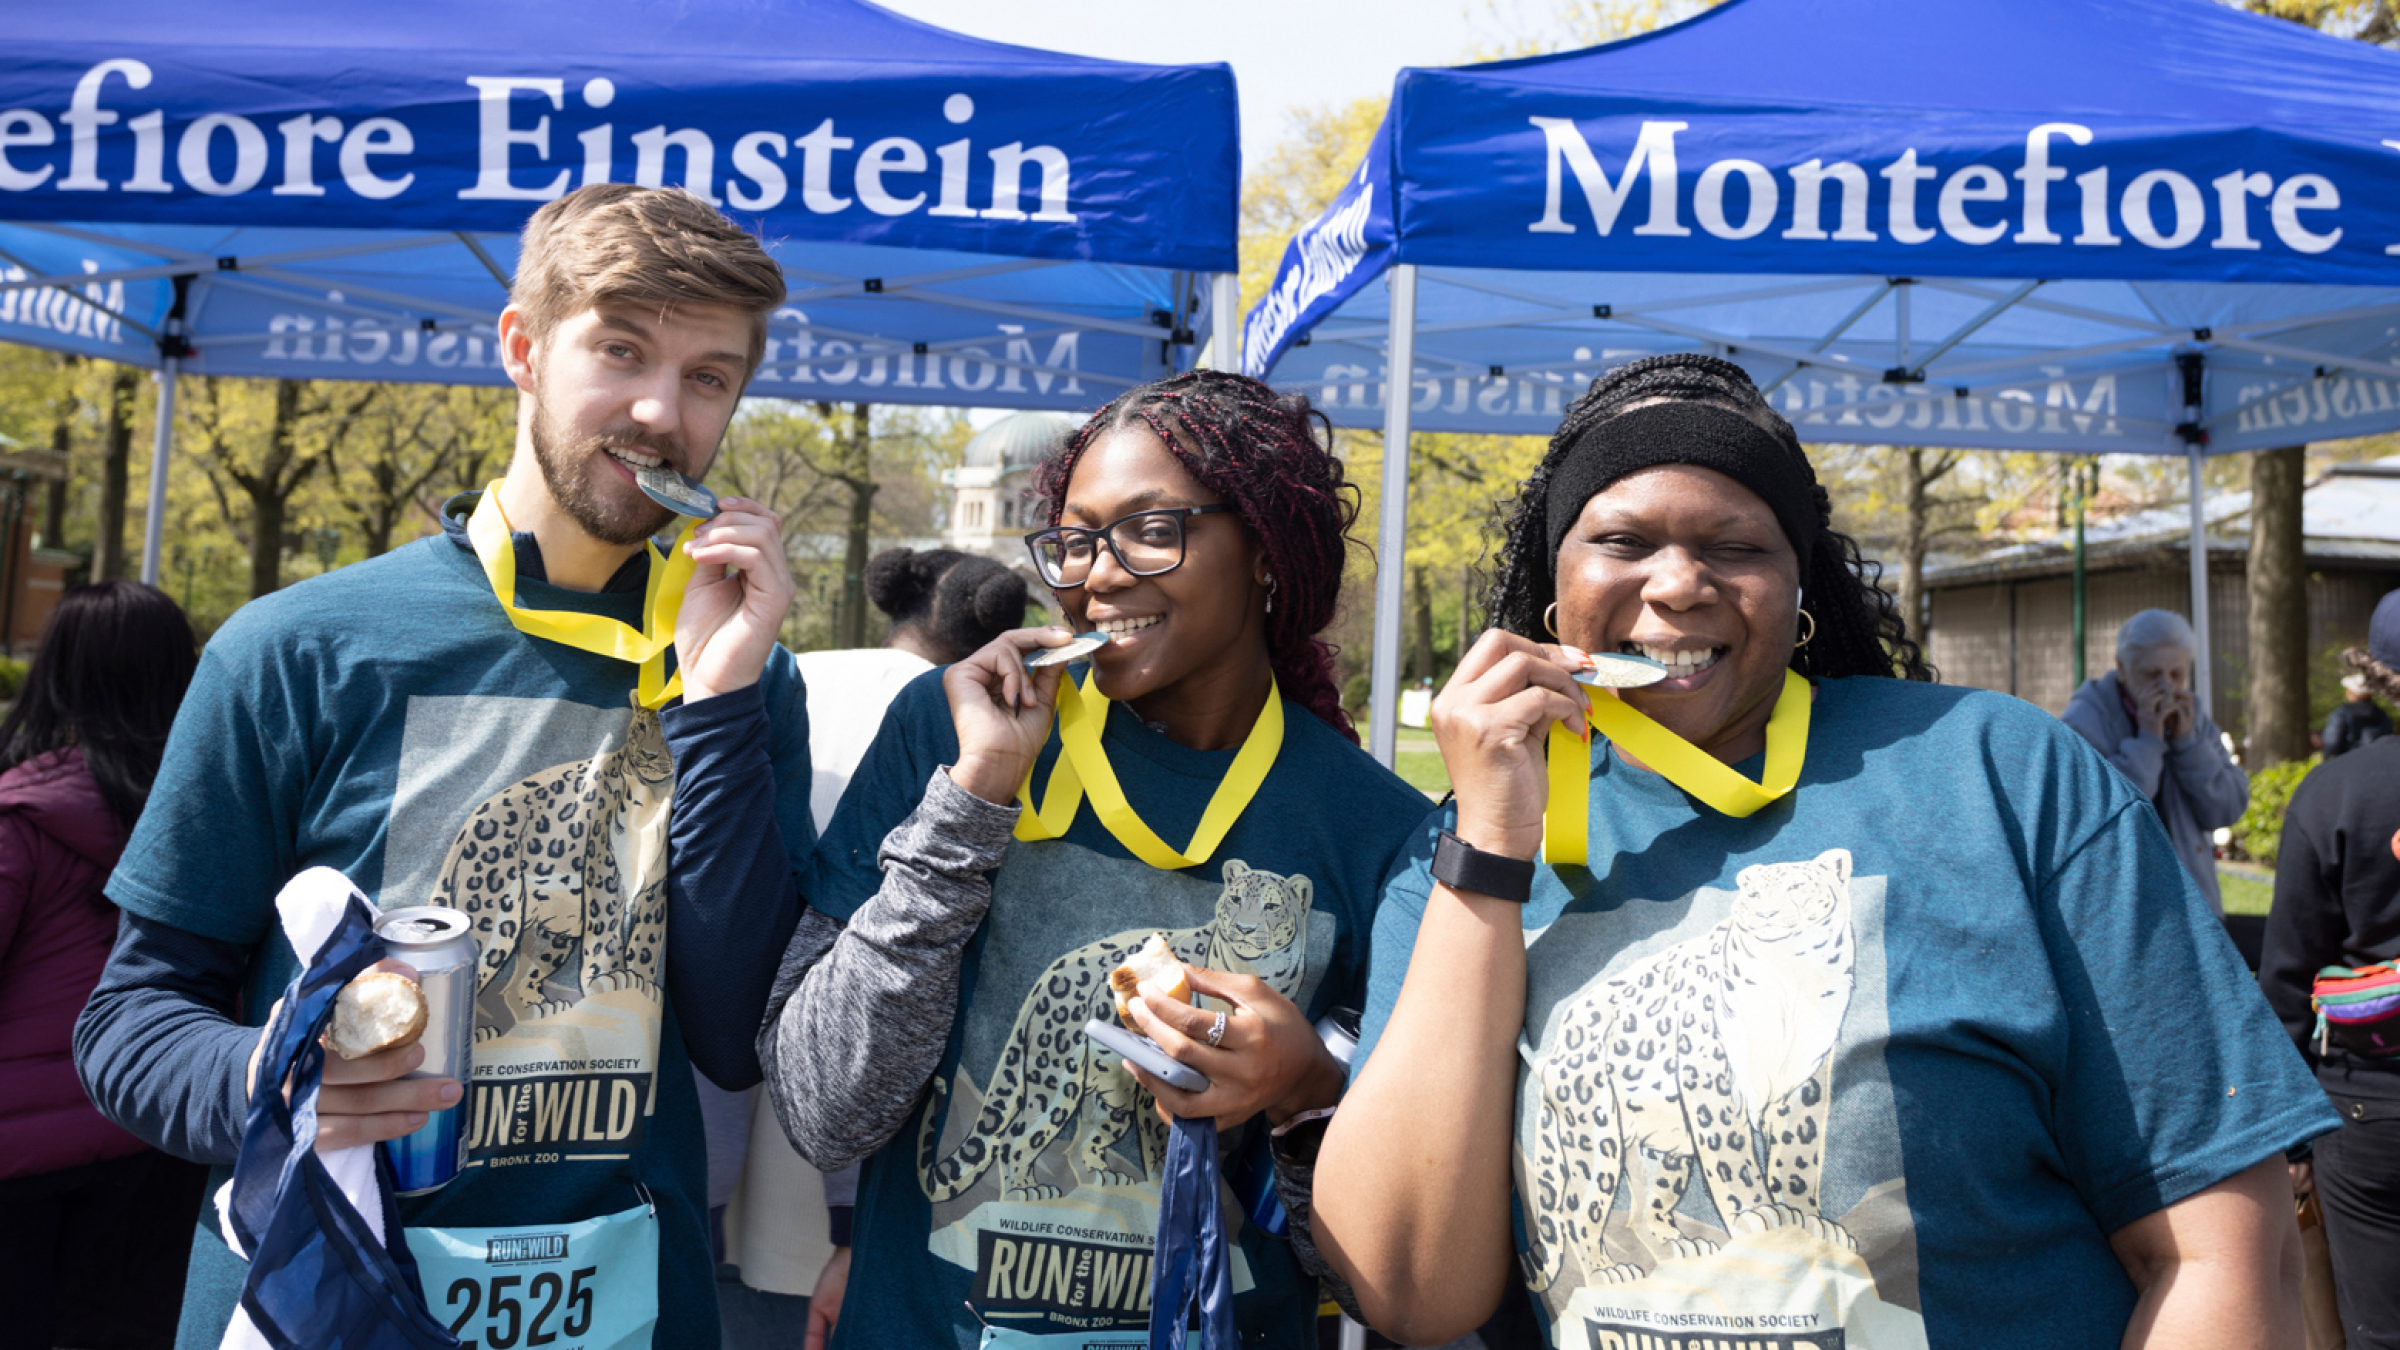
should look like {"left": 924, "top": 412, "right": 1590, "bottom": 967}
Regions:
{"left": 1370, "top": 264, "right": 1418, "bottom": 769}
{"left": 2186, "top": 442, "right": 2211, "bottom": 716}
{"left": 1208, "top": 272, "right": 1243, "bottom": 373}
{"left": 140, "top": 356, "right": 178, "bottom": 587}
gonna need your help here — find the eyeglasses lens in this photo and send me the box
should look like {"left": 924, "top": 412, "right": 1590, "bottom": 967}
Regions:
{"left": 1035, "top": 513, "right": 1185, "bottom": 586}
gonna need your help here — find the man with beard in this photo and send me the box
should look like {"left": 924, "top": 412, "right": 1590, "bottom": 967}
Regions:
{"left": 71, "top": 184, "right": 813, "bottom": 1347}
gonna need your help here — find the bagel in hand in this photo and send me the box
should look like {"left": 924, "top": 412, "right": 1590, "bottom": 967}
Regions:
{"left": 328, "top": 970, "right": 428, "bottom": 1061}
{"left": 1111, "top": 933, "right": 1192, "bottom": 1027}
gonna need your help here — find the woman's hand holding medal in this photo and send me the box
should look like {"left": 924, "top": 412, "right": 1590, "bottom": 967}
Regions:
{"left": 1432, "top": 630, "right": 1590, "bottom": 861}
{"left": 944, "top": 628, "right": 1077, "bottom": 803}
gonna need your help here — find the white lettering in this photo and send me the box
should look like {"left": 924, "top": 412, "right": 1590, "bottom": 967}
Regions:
{"left": 727, "top": 131, "right": 787, "bottom": 211}
{"left": 459, "top": 77, "right": 568, "bottom": 201}
{"left": 178, "top": 114, "right": 268, "bottom": 196}
{"left": 931, "top": 138, "right": 975, "bottom": 217}
{"left": 340, "top": 119, "right": 413, "bottom": 199}
{"left": 2210, "top": 170, "right": 2271, "bottom": 250}
{"left": 0, "top": 111, "right": 55, "bottom": 192}
{"left": 632, "top": 125, "right": 719, "bottom": 203}
{"left": 59, "top": 60, "right": 150, "bottom": 192}
{"left": 996, "top": 325, "right": 1085, "bottom": 395}
{"left": 2073, "top": 166, "right": 2119, "bottom": 244}
{"left": 1694, "top": 158, "right": 1776, "bottom": 239}
{"left": 1938, "top": 164, "right": 2008, "bottom": 245}
{"left": 2014, "top": 122, "right": 2090, "bottom": 244}
{"left": 2122, "top": 169, "right": 2203, "bottom": 248}
{"left": 2272, "top": 174, "right": 2341, "bottom": 254}
{"left": 1525, "top": 117, "right": 1690, "bottom": 236}
{"left": 273, "top": 114, "right": 342, "bottom": 196}
{"left": 855, "top": 136, "right": 924, "bottom": 216}
{"left": 1881, "top": 148, "right": 1937, "bottom": 244}
{"left": 1784, "top": 159, "right": 1873, "bottom": 241}
{"left": 982, "top": 142, "right": 1073, "bottom": 222}
{"left": 795, "top": 119, "right": 853, "bottom": 213}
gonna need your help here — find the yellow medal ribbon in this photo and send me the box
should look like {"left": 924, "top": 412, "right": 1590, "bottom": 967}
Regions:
{"left": 465, "top": 481, "right": 699, "bottom": 710}
{"left": 1543, "top": 667, "right": 1811, "bottom": 866}
{"left": 1014, "top": 670, "right": 1283, "bottom": 871}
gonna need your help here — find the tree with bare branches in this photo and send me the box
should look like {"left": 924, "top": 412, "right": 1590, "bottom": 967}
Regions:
{"left": 188, "top": 377, "right": 376, "bottom": 596}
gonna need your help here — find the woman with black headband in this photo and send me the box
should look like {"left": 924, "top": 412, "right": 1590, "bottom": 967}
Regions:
{"left": 1292, "top": 354, "right": 2335, "bottom": 1349}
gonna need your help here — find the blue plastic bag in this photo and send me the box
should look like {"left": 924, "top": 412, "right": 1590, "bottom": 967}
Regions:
{"left": 1148, "top": 1116, "right": 1237, "bottom": 1350}
{"left": 223, "top": 893, "right": 460, "bottom": 1350}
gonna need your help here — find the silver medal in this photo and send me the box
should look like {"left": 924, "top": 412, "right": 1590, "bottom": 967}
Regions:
{"left": 1024, "top": 632, "right": 1109, "bottom": 668}
{"left": 635, "top": 464, "right": 720, "bottom": 518}
{"left": 1572, "top": 651, "right": 1670, "bottom": 689}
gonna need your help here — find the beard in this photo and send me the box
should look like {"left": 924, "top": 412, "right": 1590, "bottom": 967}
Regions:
{"left": 528, "top": 398, "right": 680, "bottom": 548}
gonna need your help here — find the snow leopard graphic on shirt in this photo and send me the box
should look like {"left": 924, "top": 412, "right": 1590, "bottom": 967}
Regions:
{"left": 1516, "top": 849, "right": 1927, "bottom": 1350}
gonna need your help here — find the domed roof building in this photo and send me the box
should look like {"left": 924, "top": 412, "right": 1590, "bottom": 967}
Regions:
{"left": 944, "top": 410, "right": 1080, "bottom": 560}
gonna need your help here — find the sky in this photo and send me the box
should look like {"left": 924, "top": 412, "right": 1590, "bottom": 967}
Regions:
{"left": 874, "top": 0, "right": 1530, "bottom": 172}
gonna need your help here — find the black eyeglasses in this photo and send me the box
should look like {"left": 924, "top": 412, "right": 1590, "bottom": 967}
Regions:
{"left": 1023, "top": 505, "right": 1236, "bottom": 588}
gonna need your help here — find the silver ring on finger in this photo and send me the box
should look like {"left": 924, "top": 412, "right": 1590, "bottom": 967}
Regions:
{"left": 1205, "top": 1011, "right": 1227, "bottom": 1048}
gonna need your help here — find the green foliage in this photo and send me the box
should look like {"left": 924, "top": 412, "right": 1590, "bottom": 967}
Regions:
{"left": 0, "top": 656, "right": 25, "bottom": 701}
{"left": 2231, "top": 755, "right": 2319, "bottom": 867}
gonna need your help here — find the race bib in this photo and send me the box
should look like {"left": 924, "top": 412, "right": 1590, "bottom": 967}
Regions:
{"left": 404, "top": 1203, "right": 658, "bottom": 1350}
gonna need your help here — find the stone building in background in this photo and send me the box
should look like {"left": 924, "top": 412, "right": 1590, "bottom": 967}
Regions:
{"left": 942, "top": 410, "right": 1079, "bottom": 567}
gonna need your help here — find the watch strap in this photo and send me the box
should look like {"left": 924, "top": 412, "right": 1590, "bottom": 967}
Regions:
{"left": 1432, "top": 829, "right": 1535, "bottom": 904}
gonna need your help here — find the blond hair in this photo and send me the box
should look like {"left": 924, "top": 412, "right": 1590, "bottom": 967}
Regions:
{"left": 512, "top": 184, "right": 785, "bottom": 374}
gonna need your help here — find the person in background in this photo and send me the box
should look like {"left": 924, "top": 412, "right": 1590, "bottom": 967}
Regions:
{"left": 2063, "top": 608, "right": 2250, "bottom": 914}
{"left": 2261, "top": 588, "right": 2400, "bottom": 1350}
{"left": 2323, "top": 671, "right": 2393, "bottom": 760}
{"left": 704, "top": 546, "right": 1029, "bottom": 1348}
{"left": 0, "top": 581, "right": 202, "bottom": 1350}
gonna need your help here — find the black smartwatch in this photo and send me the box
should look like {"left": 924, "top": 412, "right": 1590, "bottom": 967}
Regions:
{"left": 1432, "top": 829, "right": 1536, "bottom": 904}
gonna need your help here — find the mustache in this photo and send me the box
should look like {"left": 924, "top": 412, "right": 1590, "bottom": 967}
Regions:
{"left": 587, "top": 430, "right": 686, "bottom": 470}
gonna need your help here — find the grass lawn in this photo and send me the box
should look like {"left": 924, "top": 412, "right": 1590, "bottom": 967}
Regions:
{"left": 1386, "top": 727, "right": 1450, "bottom": 799}
{"left": 2219, "top": 865, "right": 2274, "bottom": 917}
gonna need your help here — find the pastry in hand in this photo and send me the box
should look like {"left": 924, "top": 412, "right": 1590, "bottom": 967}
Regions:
{"left": 1110, "top": 933, "right": 1191, "bottom": 1027}
{"left": 328, "top": 970, "right": 428, "bottom": 1060}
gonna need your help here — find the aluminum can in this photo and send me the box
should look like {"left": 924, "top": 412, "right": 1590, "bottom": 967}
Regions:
{"left": 373, "top": 906, "right": 478, "bottom": 1194}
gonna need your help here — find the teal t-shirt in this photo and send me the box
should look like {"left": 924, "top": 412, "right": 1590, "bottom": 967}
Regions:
{"left": 1358, "top": 677, "right": 2335, "bottom": 1350}
{"left": 809, "top": 669, "right": 1429, "bottom": 1350}
{"left": 108, "top": 512, "right": 812, "bottom": 1349}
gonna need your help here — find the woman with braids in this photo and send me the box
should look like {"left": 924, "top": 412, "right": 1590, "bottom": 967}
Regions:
{"left": 1295, "top": 354, "right": 2334, "bottom": 1349}
{"left": 756, "top": 369, "right": 1428, "bottom": 1349}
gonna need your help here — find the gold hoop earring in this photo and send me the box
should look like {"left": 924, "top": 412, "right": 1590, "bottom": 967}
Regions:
{"left": 1543, "top": 602, "right": 1561, "bottom": 640}
{"left": 1794, "top": 609, "right": 1816, "bottom": 649}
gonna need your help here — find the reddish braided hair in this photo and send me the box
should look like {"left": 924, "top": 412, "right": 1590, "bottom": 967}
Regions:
{"left": 1032, "top": 370, "right": 1362, "bottom": 743}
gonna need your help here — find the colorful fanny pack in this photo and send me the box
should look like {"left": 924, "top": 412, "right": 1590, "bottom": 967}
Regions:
{"left": 2312, "top": 963, "right": 2400, "bottom": 1058}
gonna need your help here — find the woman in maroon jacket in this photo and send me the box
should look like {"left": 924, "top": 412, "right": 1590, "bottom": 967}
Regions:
{"left": 0, "top": 580, "right": 200, "bottom": 1350}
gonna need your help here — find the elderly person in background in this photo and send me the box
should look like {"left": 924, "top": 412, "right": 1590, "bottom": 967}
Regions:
{"left": 2064, "top": 608, "right": 2250, "bottom": 914}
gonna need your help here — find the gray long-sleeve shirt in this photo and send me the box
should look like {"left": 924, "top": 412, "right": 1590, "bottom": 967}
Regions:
{"left": 756, "top": 768, "right": 1019, "bottom": 1170}
{"left": 2062, "top": 670, "right": 2250, "bottom": 913}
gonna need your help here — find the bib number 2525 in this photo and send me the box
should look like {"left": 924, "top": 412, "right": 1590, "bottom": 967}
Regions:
{"left": 441, "top": 1266, "right": 595, "bottom": 1349}
{"left": 405, "top": 1202, "right": 658, "bottom": 1350}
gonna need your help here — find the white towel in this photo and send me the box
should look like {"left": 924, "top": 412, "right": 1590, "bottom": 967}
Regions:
{"left": 217, "top": 867, "right": 385, "bottom": 1350}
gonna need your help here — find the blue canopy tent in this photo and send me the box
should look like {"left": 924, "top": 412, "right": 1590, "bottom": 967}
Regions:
{"left": 2, "top": 0, "right": 1241, "bottom": 582}
{"left": 1244, "top": 0, "right": 2400, "bottom": 763}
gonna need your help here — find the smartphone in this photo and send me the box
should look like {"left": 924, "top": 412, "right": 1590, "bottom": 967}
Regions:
{"left": 1082, "top": 1018, "right": 1210, "bottom": 1093}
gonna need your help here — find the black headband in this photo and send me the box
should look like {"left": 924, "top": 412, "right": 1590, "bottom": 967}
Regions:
{"left": 1544, "top": 401, "right": 1824, "bottom": 577}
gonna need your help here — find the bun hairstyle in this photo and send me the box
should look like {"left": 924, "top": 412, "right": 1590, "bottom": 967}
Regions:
{"left": 1486, "top": 352, "right": 1933, "bottom": 684}
{"left": 863, "top": 547, "right": 1029, "bottom": 665}
{"left": 1032, "top": 369, "right": 1363, "bottom": 742}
